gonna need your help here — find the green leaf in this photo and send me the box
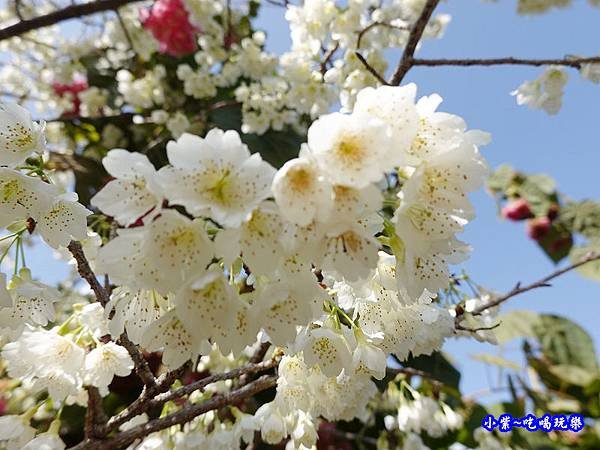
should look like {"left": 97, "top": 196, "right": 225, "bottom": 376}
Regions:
{"left": 527, "top": 174, "right": 556, "bottom": 195}
{"left": 470, "top": 353, "right": 521, "bottom": 371}
{"left": 548, "top": 364, "right": 597, "bottom": 387}
{"left": 560, "top": 201, "right": 600, "bottom": 239}
{"left": 494, "top": 310, "right": 541, "bottom": 344}
{"left": 536, "top": 224, "right": 573, "bottom": 264}
{"left": 403, "top": 351, "right": 461, "bottom": 389}
{"left": 570, "top": 241, "right": 600, "bottom": 281}
{"left": 487, "top": 164, "right": 516, "bottom": 193}
{"left": 533, "top": 314, "right": 598, "bottom": 370}
{"left": 519, "top": 176, "right": 555, "bottom": 216}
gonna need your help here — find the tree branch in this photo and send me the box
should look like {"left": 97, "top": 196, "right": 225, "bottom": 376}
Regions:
{"left": 68, "top": 240, "right": 157, "bottom": 390}
{"left": 0, "top": 0, "right": 144, "bottom": 42}
{"left": 67, "top": 241, "right": 109, "bottom": 307}
{"left": 117, "top": 333, "right": 157, "bottom": 389}
{"left": 70, "top": 375, "right": 277, "bottom": 450}
{"left": 356, "top": 21, "right": 408, "bottom": 50}
{"left": 389, "top": 0, "right": 440, "bottom": 85}
{"left": 147, "top": 357, "right": 278, "bottom": 410}
{"left": 84, "top": 386, "right": 107, "bottom": 439}
{"left": 454, "top": 252, "right": 600, "bottom": 330}
{"left": 103, "top": 361, "right": 192, "bottom": 434}
{"left": 355, "top": 52, "right": 389, "bottom": 85}
{"left": 103, "top": 357, "right": 278, "bottom": 433}
{"left": 412, "top": 56, "right": 600, "bottom": 69}
{"left": 320, "top": 42, "right": 339, "bottom": 75}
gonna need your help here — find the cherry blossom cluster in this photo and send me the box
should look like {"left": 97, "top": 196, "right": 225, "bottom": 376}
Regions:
{"left": 0, "top": 78, "right": 490, "bottom": 447}
{"left": 46, "top": 82, "right": 484, "bottom": 446}
{"left": 0, "top": 104, "right": 134, "bottom": 449}
{"left": 512, "top": 63, "right": 600, "bottom": 115}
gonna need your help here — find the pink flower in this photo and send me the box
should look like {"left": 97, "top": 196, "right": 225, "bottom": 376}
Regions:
{"left": 140, "top": 0, "right": 198, "bottom": 57}
{"left": 52, "top": 77, "right": 88, "bottom": 117}
{"left": 527, "top": 216, "right": 551, "bottom": 241}
{"left": 501, "top": 198, "right": 533, "bottom": 221}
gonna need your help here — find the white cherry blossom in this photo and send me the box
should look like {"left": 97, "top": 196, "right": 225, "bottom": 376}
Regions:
{"left": 159, "top": 129, "right": 276, "bottom": 228}
{"left": 91, "top": 149, "right": 163, "bottom": 226}
{"left": 36, "top": 192, "right": 92, "bottom": 249}
{"left": 84, "top": 342, "right": 134, "bottom": 394}
{"left": 272, "top": 147, "right": 333, "bottom": 226}
{"left": 307, "top": 111, "right": 391, "bottom": 188}
{"left": 0, "top": 103, "right": 46, "bottom": 167}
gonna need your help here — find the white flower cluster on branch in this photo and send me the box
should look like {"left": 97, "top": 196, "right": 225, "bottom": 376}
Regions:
{"left": 1, "top": 0, "right": 599, "bottom": 448}
{"left": 0, "top": 77, "right": 489, "bottom": 447}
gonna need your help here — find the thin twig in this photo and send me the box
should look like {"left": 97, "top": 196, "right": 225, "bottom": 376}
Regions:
{"left": 412, "top": 56, "right": 600, "bottom": 69}
{"left": 14, "top": 0, "right": 24, "bottom": 20}
{"left": 355, "top": 51, "right": 389, "bottom": 85}
{"left": 389, "top": 0, "right": 440, "bottom": 85}
{"left": 104, "top": 358, "right": 277, "bottom": 433}
{"left": 0, "top": 0, "right": 144, "bottom": 42}
{"left": 387, "top": 365, "right": 444, "bottom": 388}
{"left": 146, "top": 357, "right": 278, "bottom": 409}
{"left": 356, "top": 21, "right": 408, "bottom": 49}
{"left": 454, "top": 253, "right": 600, "bottom": 332}
{"left": 320, "top": 42, "right": 339, "bottom": 75}
{"left": 70, "top": 375, "right": 277, "bottom": 450}
{"left": 115, "top": 8, "right": 135, "bottom": 53}
{"left": 455, "top": 322, "right": 502, "bottom": 333}
{"left": 329, "top": 429, "right": 378, "bottom": 447}
{"left": 104, "top": 361, "right": 192, "bottom": 433}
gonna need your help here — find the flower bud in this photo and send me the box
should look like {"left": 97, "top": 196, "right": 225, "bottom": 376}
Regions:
{"left": 527, "top": 216, "right": 551, "bottom": 241}
{"left": 501, "top": 198, "right": 533, "bottom": 221}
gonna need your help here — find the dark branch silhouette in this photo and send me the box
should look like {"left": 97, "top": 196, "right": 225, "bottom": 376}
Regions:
{"left": 0, "top": 0, "right": 144, "bottom": 42}
{"left": 389, "top": 0, "right": 441, "bottom": 85}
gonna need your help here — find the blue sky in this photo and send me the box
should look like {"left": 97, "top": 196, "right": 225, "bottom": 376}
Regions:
{"left": 17, "top": 0, "right": 600, "bottom": 402}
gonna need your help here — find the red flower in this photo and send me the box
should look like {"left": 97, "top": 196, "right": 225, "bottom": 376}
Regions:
{"left": 501, "top": 198, "right": 533, "bottom": 221}
{"left": 52, "top": 77, "right": 88, "bottom": 117}
{"left": 527, "top": 216, "right": 552, "bottom": 241}
{"left": 140, "top": 0, "right": 199, "bottom": 57}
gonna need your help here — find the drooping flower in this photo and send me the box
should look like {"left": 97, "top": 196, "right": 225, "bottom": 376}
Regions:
{"left": 254, "top": 403, "right": 288, "bottom": 445}
{"left": 581, "top": 62, "right": 600, "bottom": 83}
{"left": 0, "top": 103, "right": 46, "bottom": 167}
{"left": 298, "top": 326, "right": 353, "bottom": 378}
{"left": 140, "top": 309, "right": 208, "bottom": 369}
{"left": 84, "top": 342, "right": 134, "bottom": 395}
{"left": 173, "top": 268, "right": 259, "bottom": 355}
{"left": 0, "top": 268, "right": 61, "bottom": 336}
{"left": 214, "top": 201, "right": 287, "bottom": 275}
{"left": 96, "top": 210, "right": 214, "bottom": 294}
{"left": 0, "top": 168, "right": 56, "bottom": 227}
{"left": 21, "top": 419, "right": 65, "bottom": 450}
{"left": 0, "top": 413, "right": 36, "bottom": 450}
{"left": 36, "top": 192, "right": 92, "bottom": 249}
{"left": 512, "top": 66, "right": 568, "bottom": 115}
{"left": 2, "top": 328, "right": 84, "bottom": 400}
{"left": 105, "top": 288, "right": 167, "bottom": 343}
{"left": 140, "top": 0, "right": 199, "bottom": 56}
